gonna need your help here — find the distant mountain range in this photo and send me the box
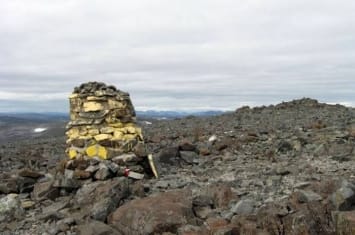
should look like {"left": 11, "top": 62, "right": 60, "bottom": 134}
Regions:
{"left": 136, "top": 110, "right": 224, "bottom": 119}
{"left": 0, "top": 112, "right": 68, "bottom": 123}
{"left": 0, "top": 110, "right": 225, "bottom": 123}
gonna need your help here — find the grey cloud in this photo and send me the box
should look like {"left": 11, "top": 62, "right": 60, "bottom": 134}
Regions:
{"left": 0, "top": 0, "right": 355, "bottom": 112}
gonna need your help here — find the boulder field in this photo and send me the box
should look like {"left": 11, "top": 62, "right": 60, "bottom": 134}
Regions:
{"left": 1, "top": 98, "right": 355, "bottom": 234}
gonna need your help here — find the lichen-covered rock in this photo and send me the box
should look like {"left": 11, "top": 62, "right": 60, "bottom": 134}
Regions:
{"left": 65, "top": 82, "right": 144, "bottom": 161}
{"left": 0, "top": 194, "right": 21, "bottom": 216}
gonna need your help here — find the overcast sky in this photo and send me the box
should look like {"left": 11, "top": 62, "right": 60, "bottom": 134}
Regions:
{"left": 1, "top": 0, "right": 355, "bottom": 112}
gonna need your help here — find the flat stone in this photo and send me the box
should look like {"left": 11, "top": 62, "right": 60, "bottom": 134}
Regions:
{"left": 83, "top": 102, "right": 104, "bottom": 112}
{"left": 73, "top": 170, "right": 92, "bottom": 179}
{"left": 53, "top": 177, "right": 80, "bottom": 189}
{"left": 94, "top": 134, "right": 112, "bottom": 142}
{"left": 18, "top": 169, "right": 44, "bottom": 179}
{"left": 78, "top": 110, "right": 109, "bottom": 119}
{"left": 64, "top": 169, "right": 74, "bottom": 179}
{"left": 231, "top": 199, "right": 255, "bottom": 215}
{"left": 32, "top": 181, "right": 59, "bottom": 201}
{"left": 180, "top": 151, "right": 199, "bottom": 164}
{"left": 39, "top": 199, "right": 71, "bottom": 221}
{"left": 21, "top": 200, "right": 35, "bottom": 209}
{"left": 127, "top": 171, "right": 144, "bottom": 180}
{"left": 293, "top": 182, "right": 311, "bottom": 189}
{"left": 85, "top": 165, "right": 100, "bottom": 173}
{"left": 297, "top": 190, "right": 322, "bottom": 203}
{"left": 105, "top": 161, "right": 119, "bottom": 174}
{"left": 0, "top": 178, "right": 18, "bottom": 194}
{"left": 77, "top": 220, "right": 121, "bottom": 235}
{"left": 112, "top": 153, "right": 140, "bottom": 164}
{"left": 100, "top": 126, "right": 115, "bottom": 134}
{"left": 94, "top": 164, "right": 112, "bottom": 180}
{"left": 68, "top": 119, "right": 94, "bottom": 126}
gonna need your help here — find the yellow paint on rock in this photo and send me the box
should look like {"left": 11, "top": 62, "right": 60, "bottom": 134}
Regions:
{"left": 83, "top": 102, "right": 104, "bottom": 112}
{"left": 66, "top": 128, "right": 80, "bottom": 139}
{"left": 113, "top": 131, "right": 124, "bottom": 139}
{"left": 69, "top": 93, "right": 79, "bottom": 99}
{"left": 97, "top": 146, "right": 108, "bottom": 159}
{"left": 86, "top": 145, "right": 108, "bottom": 159}
{"left": 68, "top": 149, "right": 77, "bottom": 159}
{"left": 100, "top": 127, "right": 115, "bottom": 134}
{"left": 86, "top": 145, "right": 97, "bottom": 157}
{"left": 88, "top": 128, "right": 100, "bottom": 135}
{"left": 94, "top": 134, "right": 112, "bottom": 141}
{"left": 109, "top": 122, "right": 124, "bottom": 128}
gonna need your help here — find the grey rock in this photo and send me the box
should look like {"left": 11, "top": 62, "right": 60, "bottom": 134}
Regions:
{"left": 297, "top": 190, "right": 322, "bottom": 203}
{"left": 0, "top": 194, "right": 22, "bottom": 218}
{"left": 77, "top": 220, "right": 121, "bottom": 235}
{"left": 277, "top": 140, "right": 293, "bottom": 153}
{"left": 231, "top": 199, "right": 255, "bottom": 215}
{"left": 266, "top": 175, "right": 282, "bottom": 187}
{"left": 275, "top": 166, "right": 290, "bottom": 176}
{"left": 53, "top": 177, "right": 80, "bottom": 189}
{"left": 16, "top": 176, "right": 37, "bottom": 193}
{"left": 74, "top": 178, "right": 130, "bottom": 221}
{"left": 40, "top": 199, "right": 70, "bottom": 221}
{"left": 180, "top": 151, "right": 199, "bottom": 164}
{"left": 112, "top": 153, "right": 140, "bottom": 165}
{"left": 108, "top": 189, "right": 194, "bottom": 235}
{"left": 0, "top": 178, "right": 18, "bottom": 194}
{"left": 91, "top": 197, "right": 117, "bottom": 222}
{"left": 193, "top": 206, "right": 213, "bottom": 219}
{"left": 213, "top": 227, "right": 234, "bottom": 235}
{"left": 85, "top": 165, "right": 99, "bottom": 174}
{"left": 179, "top": 141, "right": 197, "bottom": 151}
{"left": 156, "top": 147, "right": 180, "bottom": 165}
{"left": 32, "top": 181, "right": 59, "bottom": 201}
{"left": 94, "top": 164, "right": 112, "bottom": 180}
{"left": 105, "top": 161, "right": 119, "bottom": 174}
{"left": 64, "top": 169, "right": 74, "bottom": 179}
{"left": 56, "top": 220, "right": 70, "bottom": 232}
{"left": 193, "top": 195, "right": 214, "bottom": 207}
{"left": 293, "top": 182, "right": 311, "bottom": 189}
{"left": 331, "top": 181, "right": 355, "bottom": 211}
{"left": 18, "top": 168, "right": 44, "bottom": 179}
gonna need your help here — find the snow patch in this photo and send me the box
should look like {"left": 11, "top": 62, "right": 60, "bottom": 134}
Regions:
{"left": 34, "top": 128, "right": 47, "bottom": 133}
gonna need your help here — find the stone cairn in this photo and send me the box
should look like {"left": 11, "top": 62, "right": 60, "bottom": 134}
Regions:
{"left": 65, "top": 82, "right": 150, "bottom": 180}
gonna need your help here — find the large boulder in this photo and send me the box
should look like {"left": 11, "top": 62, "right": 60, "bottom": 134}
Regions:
{"left": 108, "top": 189, "right": 196, "bottom": 234}
{"left": 73, "top": 177, "right": 130, "bottom": 221}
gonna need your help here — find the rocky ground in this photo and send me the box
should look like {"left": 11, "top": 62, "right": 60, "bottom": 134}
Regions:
{"left": 1, "top": 98, "right": 355, "bottom": 234}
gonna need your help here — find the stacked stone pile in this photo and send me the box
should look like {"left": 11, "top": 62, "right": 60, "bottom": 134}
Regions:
{"left": 65, "top": 82, "right": 144, "bottom": 162}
